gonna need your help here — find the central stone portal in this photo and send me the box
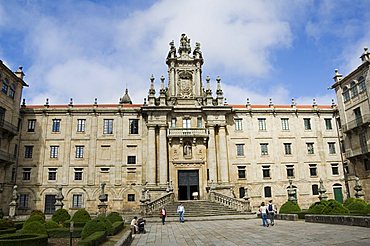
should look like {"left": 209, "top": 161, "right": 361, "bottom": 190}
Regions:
{"left": 178, "top": 170, "right": 199, "bottom": 200}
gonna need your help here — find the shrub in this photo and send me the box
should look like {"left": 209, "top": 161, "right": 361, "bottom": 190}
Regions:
{"left": 308, "top": 200, "right": 349, "bottom": 215}
{"left": 0, "top": 219, "right": 15, "bottom": 230}
{"left": 0, "top": 233, "right": 48, "bottom": 246}
{"left": 47, "top": 227, "right": 83, "bottom": 238}
{"left": 30, "top": 210, "right": 45, "bottom": 220}
{"left": 95, "top": 215, "right": 113, "bottom": 236}
{"left": 45, "top": 220, "right": 60, "bottom": 229}
{"left": 343, "top": 198, "right": 357, "bottom": 207}
{"left": 112, "top": 221, "right": 124, "bottom": 235}
{"left": 106, "top": 212, "right": 123, "bottom": 224}
{"left": 72, "top": 209, "right": 91, "bottom": 223}
{"left": 52, "top": 209, "right": 71, "bottom": 225}
{"left": 81, "top": 219, "right": 106, "bottom": 239}
{"left": 24, "top": 215, "right": 45, "bottom": 227}
{"left": 344, "top": 198, "right": 369, "bottom": 215}
{"left": 279, "top": 201, "right": 301, "bottom": 214}
{"left": 308, "top": 201, "right": 328, "bottom": 214}
{"left": 78, "top": 231, "right": 107, "bottom": 246}
{"left": 20, "top": 221, "right": 47, "bottom": 235}
{"left": 64, "top": 220, "right": 87, "bottom": 228}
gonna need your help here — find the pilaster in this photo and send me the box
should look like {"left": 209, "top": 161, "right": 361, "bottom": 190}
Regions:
{"left": 146, "top": 126, "right": 156, "bottom": 185}
{"left": 159, "top": 126, "right": 168, "bottom": 185}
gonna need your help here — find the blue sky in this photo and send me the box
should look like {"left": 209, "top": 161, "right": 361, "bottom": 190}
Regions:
{"left": 0, "top": 0, "right": 369, "bottom": 105}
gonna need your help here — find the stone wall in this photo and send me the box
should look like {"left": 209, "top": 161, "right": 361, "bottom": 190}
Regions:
{"left": 305, "top": 214, "right": 370, "bottom": 228}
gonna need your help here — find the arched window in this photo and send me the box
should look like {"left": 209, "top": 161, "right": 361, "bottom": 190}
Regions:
{"left": 358, "top": 76, "right": 366, "bottom": 93}
{"left": 351, "top": 81, "right": 358, "bottom": 98}
{"left": 342, "top": 86, "right": 350, "bottom": 102}
{"left": 264, "top": 186, "right": 272, "bottom": 198}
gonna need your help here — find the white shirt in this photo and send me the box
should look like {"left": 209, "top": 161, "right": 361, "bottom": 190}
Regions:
{"left": 131, "top": 218, "right": 137, "bottom": 226}
{"left": 259, "top": 205, "right": 268, "bottom": 214}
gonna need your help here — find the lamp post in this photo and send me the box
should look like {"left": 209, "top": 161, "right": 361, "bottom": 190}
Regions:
{"left": 69, "top": 221, "right": 74, "bottom": 246}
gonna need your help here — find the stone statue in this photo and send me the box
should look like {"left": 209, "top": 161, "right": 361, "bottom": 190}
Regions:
{"left": 145, "top": 189, "right": 151, "bottom": 202}
{"left": 55, "top": 186, "right": 64, "bottom": 210}
{"left": 354, "top": 176, "right": 364, "bottom": 198}
{"left": 167, "top": 40, "right": 176, "bottom": 58}
{"left": 184, "top": 143, "right": 192, "bottom": 157}
{"left": 193, "top": 42, "right": 202, "bottom": 58}
{"left": 318, "top": 178, "right": 328, "bottom": 201}
{"left": 179, "top": 33, "right": 191, "bottom": 54}
{"left": 12, "top": 185, "right": 19, "bottom": 201}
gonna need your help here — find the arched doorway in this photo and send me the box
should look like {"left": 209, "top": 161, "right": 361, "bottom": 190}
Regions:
{"left": 333, "top": 183, "right": 343, "bottom": 203}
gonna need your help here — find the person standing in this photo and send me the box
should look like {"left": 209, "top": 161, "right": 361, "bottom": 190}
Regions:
{"left": 177, "top": 203, "right": 185, "bottom": 223}
{"left": 259, "top": 202, "right": 269, "bottom": 227}
{"left": 160, "top": 207, "right": 167, "bottom": 225}
{"left": 267, "top": 200, "right": 277, "bottom": 226}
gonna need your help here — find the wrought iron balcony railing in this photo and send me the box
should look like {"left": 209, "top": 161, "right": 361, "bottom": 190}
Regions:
{"left": 167, "top": 128, "right": 209, "bottom": 138}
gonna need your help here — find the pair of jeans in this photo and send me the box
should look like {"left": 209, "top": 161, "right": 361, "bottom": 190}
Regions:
{"left": 179, "top": 211, "right": 184, "bottom": 222}
{"left": 268, "top": 212, "right": 275, "bottom": 224}
{"left": 162, "top": 215, "right": 166, "bottom": 224}
{"left": 261, "top": 213, "right": 268, "bottom": 226}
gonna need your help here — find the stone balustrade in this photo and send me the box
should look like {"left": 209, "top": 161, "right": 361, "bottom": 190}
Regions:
{"left": 209, "top": 191, "right": 251, "bottom": 212}
{"left": 167, "top": 128, "right": 208, "bottom": 137}
{"left": 140, "top": 192, "right": 174, "bottom": 216}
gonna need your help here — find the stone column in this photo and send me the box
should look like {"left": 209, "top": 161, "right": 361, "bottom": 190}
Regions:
{"left": 207, "top": 126, "right": 217, "bottom": 182}
{"left": 146, "top": 126, "right": 156, "bottom": 185}
{"left": 218, "top": 125, "right": 229, "bottom": 183}
{"left": 159, "top": 126, "right": 168, "bottom": 185}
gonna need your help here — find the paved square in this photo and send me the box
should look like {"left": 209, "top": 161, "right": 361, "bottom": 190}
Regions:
{"left": 131, "top": 219, "right": 370, "bottom": 246}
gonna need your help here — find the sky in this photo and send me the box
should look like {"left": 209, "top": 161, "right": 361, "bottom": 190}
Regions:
{"left": 0, "top": 0, "right": 369, "bottom": 105}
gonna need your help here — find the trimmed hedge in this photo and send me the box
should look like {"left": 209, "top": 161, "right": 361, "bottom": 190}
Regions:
{"left": 106, "top": 212, "right": 123, "bottom": 224}
{"left": 279, "top": 201, "right": 301, "bottom": 214}
{"left": 343, "top": 198, "right": 369, "bottom": 215}
{"left": 0, "top": 228, "right": 16, "bottom": 235}
{"left": 52, "top": 209, "right": 71, "bottom": 225}
{"left": 47, "top": 227, "right": 83, "bottom": 238}
{"left": 64, "top": 220, "right": 87, "bottom": 228}
{"left": 45, "top": 220, "right": 60, "bottom": 229}
{"left": 30, "top": 210, "right": 45, "bottom": 220}
{"left": 14, "top": 222, "right": 24, "bottom": 230}
{"left": 20, "top": 221, "right": 47, "bottom": 235}
{"left": 71, "top": 209, "right": 91, "bottom": 223}
{"left": 81, "top": 219, "right": 106, "bottom": 239}
{"left": 77, "top": 231, "right": 107, "bottom": 246}
{"left": 0, "top": 219, "right": 15, "bottom": 230}
{"left": 24, "top": 215, "right": 45, "bottom": 226}
{"left": 0, "top": 233, "right": 48, "bottom": 246}
{"left": 112, "top": 221, "right": 124, "bottom": 235}
{"left": 308, "top": 200, "right": 349, "bottom": 215}
{"left": 95, "top": 216, "right": 113, "bottom": 236}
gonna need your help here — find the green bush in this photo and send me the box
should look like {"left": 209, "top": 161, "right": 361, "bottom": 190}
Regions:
{"left": 343, "top": 198, "right": 369, "bottom": 215}
{"left": 30, "top": 210, "right": 45, "bottom": 220}
{"left": 15, "top": 222, "right": 24, "bottom": 230}
{"left": 47, "top": 227, "right": 83, "bottom": 238}
{"left": 72, "top": 209, "right": 91, "bottom": 223}
{"left": 95, "top": 215, "right": 113, "bottom": 235}
{"left": 45, "top": 220, "right": 60, "bottom": 229}
{"left": 81, "top": 219, "right": 106, "bottom": 239}
{"left": 308, "top": 201, "right": 328, "bottom": 214}
{"left": 343, "top": 198, "right": 357, "bottom": 207}
{"left": 308, "top": 200, "right": 349, "bottom": 215}
{"left": 279, "top": 201, "right": 301, "bottom": 214}
{"left": 78, "top": 231, "right": 107, "bottom": 246}
{"left": 20, "top": 221, "right": 47, "bottom": 235}
{"left": 24, "top": 215, "right": 45, "bottom": 227}
{"left": 106, "top": 212, "right": 123, "bottom": 224}
{"left": 52, "top": 209, "right": 71, "bottom": 225}
{"left": 0, "top": 219, "right": 15, "bottom": 229}
{"left": 0, "top": 233, "right": 48, "bottom": 246}
{"left": 111, "top": 221, "right": 124, "bottom": 235}
{"left": 64, "top": 220, "right": 87, "bottom": 228}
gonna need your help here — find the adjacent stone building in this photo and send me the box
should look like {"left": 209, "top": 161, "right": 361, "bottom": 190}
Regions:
{"left": 1, "top": 34, "right": 347, "bottom": 215}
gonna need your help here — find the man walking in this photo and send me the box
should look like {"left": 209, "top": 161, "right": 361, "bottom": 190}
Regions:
{"left": 160, "top": 206, "right": 167, "bottom": 225}
{"left": 177, "top": 203, "right": 185, "bottom": 223}
{"left": 267, "top": 200, "right": 277, "bottom": 226}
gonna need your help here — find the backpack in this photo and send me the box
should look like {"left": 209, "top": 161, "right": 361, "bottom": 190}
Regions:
{"left": 268, "top": 204, "right": 273, "bottom": 212}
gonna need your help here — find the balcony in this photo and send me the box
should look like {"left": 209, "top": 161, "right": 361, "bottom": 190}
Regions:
{"left": 342, "top": 114, "right": 370, "bottom": 132}
{"left": 167, "top": 128, "right": 209, "bottom": 138}
{"left": 0, "top": 119, "right": 18, "bottom": 136}
{"left": 344, "top": 146, "right": 369, "bottom": 159}
{"left": 0, "top": 149, "right": 16, "bottom": 164}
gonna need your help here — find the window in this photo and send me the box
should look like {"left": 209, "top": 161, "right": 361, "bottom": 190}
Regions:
{"left": 52, "top": 119, "right": 61, "bottom": 132}
{"left": 74, "top": 168, "right": 83, "bottom": 180}
{"left": 171, "top": 118, "right": 176, "bottom": 128}
{"left": 129, "top": 119, "right": 139, "bottom": 134}
{"left": 19, "top": 194, "right": 29, "bottom": 208}
{"left": 235, "top": 119, "right": 243, "bottom": 131}
{"left": 238, "top": 166, "right": 246, "bottom": 179}
{"left": 312, "top": 184, "right": 319, "bottom": 195}
{"left": 262, "top": 165, "right": 270, "bottom": 178}
{"left": 354, "top": 107, "right": 362, "bottom": 125}
{"left": 284, "top": 143, "right": 292, "bottom": 155}
{"left": 103, "top": 119, "right": 113, "bottom": 134}
{"left": 358, "top": 76, "right": 366, "bottom": 93}
{"left": 364, "top": 159, "right": 370, "bottom": 171}
{"left": 325, "top": 119, "right": 332, "bottom": 130}
{"left": 77, "top": 119, "right": 86, "bottom": 132}
{"left": 328, "top": 142, "right": 336, "bottom": 154}
{"left": 260, "top": 143, "right": 268, "bottom": 155}
{"left": 9, "top": 87, "right": 15, "bottom": 98}
{"left": 1, "top": 82, "right": 8, "bottom": 94}
{"left": 128, "top": 194, "right": 135, "bottom": 201}
{"left": 331, "top": 163, "right": 339, "bottom": 175}
{"left": 258, "top": 118, "right": 266, "bottom": 131}
{"left": 75, "top": 146, "right": 84, "bottom": 158}
{"left": 183, "top": 118, "right": 191, "bottom": 128}
{"left": 127, "top": 156, "right": 136, "bottom": 164}
{"left": 239, "top": 187, "right": 245, "bottom": 198}
{"left": 304, "top": 118, "right": 311, "bottom": 130}
{"left": 197, "top": 117, "right": 202, "bottom": 128}
{"left": 50, "top": 146, "right": 59, "bottom": 158}
{"left": 309, "top": 164, "right": 317, "bottom": 177}
{"left": 48, "top": 168, "right": 57, "bottom": 181}
{"left": 27, "top": 119, "right": 36, "bottom": 132}
{"left": 24, "top": 146, "right": 33, "bottom": 158}
{"left": 343, "top": 87, "right": 350, "bottom": 102}
{"left": 72, "top": 194, "right": 83, "bottom": 208}
{"left": 351, "top": 81, "right": 358, "bottom": 98}
{"left": 281, "top": 118, "right": 289, "bottom": 130}
{"left": 264, "top": 186, "right": 272, "bottom": 198}
{"left": 100, "top": 168, "right": 110, "bottom": 172}
{"left": 22, "top": 168, "right": 31, "bottom": 181}
{"left": 236, "top": 144, "right": 244, "bottom": 156}
{"left": 286, "top": 165, "right": 294, "bottom": 178}
{"left": 307, "top": 143, "right": 314, "bottom": 154}
{"left": 11, "top": 168, "right": 16, "bottom": 183}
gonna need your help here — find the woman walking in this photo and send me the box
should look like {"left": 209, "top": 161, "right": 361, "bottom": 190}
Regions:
{"left": 259, "top": 202, "right": 269, "bottom": 227}
{"left": 160, "top": 207, "right": 167, "bottom": 225}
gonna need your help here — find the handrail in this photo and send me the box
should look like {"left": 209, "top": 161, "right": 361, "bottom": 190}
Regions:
{"left": 209, "top": 191, "right": 251, "bottom": 212}
{"left": 140, "top": 192, "right": 174, "bottom": 216}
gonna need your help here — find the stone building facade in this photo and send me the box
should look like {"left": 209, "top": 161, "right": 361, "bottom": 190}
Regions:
{"left": 331, "top": 48, "right": 370, "bottom": 201}
{"left": 1, "top": 34, "right": 346, "bottom": 215}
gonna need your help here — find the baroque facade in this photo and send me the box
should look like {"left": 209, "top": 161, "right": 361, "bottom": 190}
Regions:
{"left": 1, "top": 34, "right": 347, "bottom": 215}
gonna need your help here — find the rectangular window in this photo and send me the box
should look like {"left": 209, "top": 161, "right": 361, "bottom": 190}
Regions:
{"left": 258, "top": 118, "right": 266, "bottom": 131}
{"left": 74, "top": 168, "right": 83, "bottom": 181}
{"left": 284, "top": 143, "right": 292, "bottom": 155}
{"left": 52, "top": 119, "right": 61, "bottom": 132}
{"left": 351, "top": 84, "right": 359, "bottom": 97}
{"left": 19, "top": 194, "right": 29, "bottom": 208}
{"left": 264, "top": 186, "right": 272, "bottom": 198}
{"left": 235, "top": 119, "right": 243, "bottom": 131}
{"left": 354, "top": 107, "right": 362, "bottom": 125}
{"left": 260, "top": 143, "right": 268, "bottom": 155}
{"left": 128, "top": 194, "right": 135, "bottom": 201}
{"left": 309, "top": 164, "right": 317, "bottom": 177}
{"left": 22, "top": 168, "right": 31, "bottom": 181}
{"left": 262, "top": 165, "right": 270, "bottom": 178}
{"left": 307, "top": 143, "right": 314, "bottom": 154}
{"left": 197, "top": 117, "right": 202, "bottom": 128}
{"left": 312, "top": 184, "right": 319, "bottom": 195}
{"left": 331, "top": 163, "right": 339, "bottom": 175}
{"left": 236, "top": 144, "right": 244, "bottom": 156}
{"left": 127, "top": 156, "right": 136, "bottom": 164}
{"left": 325, "top": 119, "right": 332, "bottom": 130}
{"left": 103, "top": 119, "right": 113, "bottom": 134}
{"left": 27, "top": 119, "right": 36, "bottom": 132}
{"left": 24, "top": 146, "right": 33, "bottom": 158}
{"left": 238, "top": 166, "right": 246, "bottom": 179}
{"left": 129, "top": 119, "right": 139, "bottom": 134}
{"left": 75, "top": 146, "right": 84, "bottom": 158}
{"left": 171, "top": 118, "right": 176, "bottom": 128}
{"left": 304, "top": 118, "right": 311, "bottom": 130}
{"left": 9, "top": 88, "right": 15, "bottom": 99}
{"left": 328, "top": 142, "right": 336, "bottom": 154}
{"left": 50, "top": 146, "right": 59, "bottom": 158}
{"left": 77, "top": 119, "right": 86, "bottom": 132}
{"left": 48, "top": 168, "right": 57, "bottom": 181}
{"left": 281, "top": 118, "right": 289, "bottom": 130}
{"left": 11, "top": 167, "right": 16, "bottom": 183}
{"left": 359, "top": 80, "right": 366, "bottom": 92}
{"left": 183, "top": 118, "right": 191, "bottom": 128}
{"left": 286, "top": 165, "right": 294, "bottom": 178}
{"left": 72, "top": 194, "right": 83, "bottom": 208}
{"left": 343, "top": 90, "right": 350, "bottom": 102}
{"left": 1, "top": 83, "right": 8, "bottom": 94}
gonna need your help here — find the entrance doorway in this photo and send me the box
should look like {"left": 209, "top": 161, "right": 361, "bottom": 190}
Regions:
{"left": 178, "top": 170, "right": 199, "bottom": 200}
{"left": 44, "top": 195, "right": 56, "bottom": 214}
{"left": 333, "top": 185, "right": 343, "bottom": 203}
